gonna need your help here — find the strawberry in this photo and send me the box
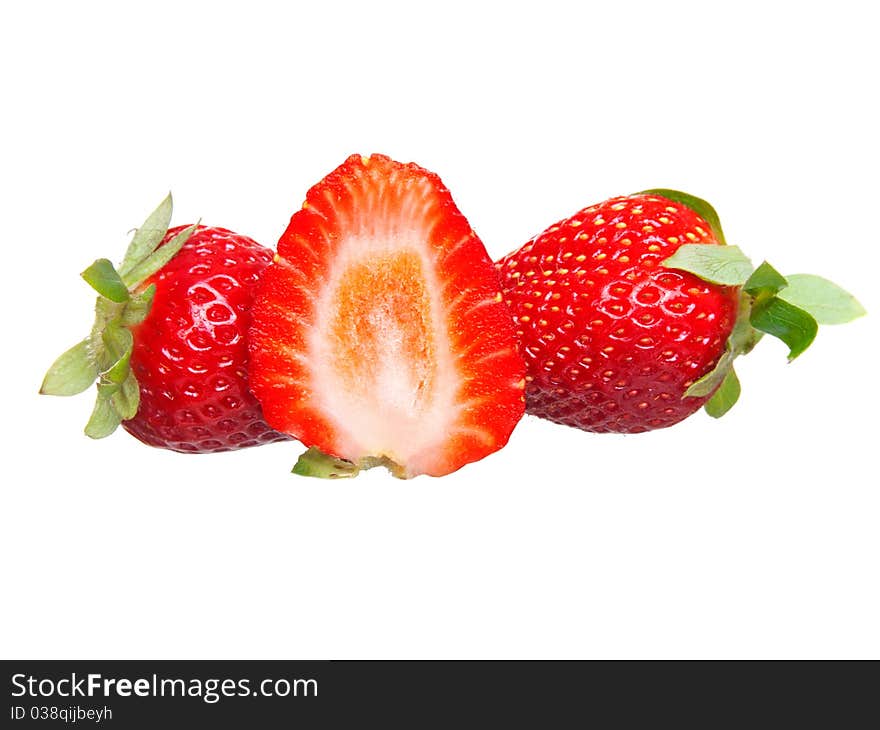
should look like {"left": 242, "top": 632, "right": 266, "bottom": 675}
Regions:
{"left": 496, "top": 190, "right": 864, "bottom": 433}
{"left": 41, "top": 195, "right": 288, "bottom": 452}
{"left": 248, "top": 154, "right": 526, "bottom": 478}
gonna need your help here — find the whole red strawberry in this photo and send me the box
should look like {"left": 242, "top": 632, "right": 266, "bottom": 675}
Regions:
{"left": 41, "top": 195, "right": 288, "bottom": 452}
{"left": 496, "top": 189, "right": 863, "bottom": 433}
{"left": 249, "top": 154, "right": 526, "bottom": 478}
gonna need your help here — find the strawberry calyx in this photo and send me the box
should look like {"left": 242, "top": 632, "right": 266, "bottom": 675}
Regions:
{"left": 292, "top": 447, "right": 408, "bottom": 480}
{"left": 293, "top": 448, "right": 362, "bottom": 479}
{"left": 40, "top": 194, "right": 197, "bottom": 437}
{"left": 649, "top": 189, "right": 865, "bottom": 417}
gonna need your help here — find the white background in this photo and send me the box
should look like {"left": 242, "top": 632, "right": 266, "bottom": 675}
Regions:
{"left": 1, "top": 1, "right": 878, "bottom": 659}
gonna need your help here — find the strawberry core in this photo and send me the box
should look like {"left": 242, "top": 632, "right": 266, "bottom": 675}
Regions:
{"left": 305, "top": 246, "right": 455, "bottom": 468}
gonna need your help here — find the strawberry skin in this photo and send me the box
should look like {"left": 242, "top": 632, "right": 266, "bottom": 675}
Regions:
{"left": 249, "top": 154, "right": 526, "bottom": 477}
{"left": 41, "top": 198, "right": 290, "bottom": 454}
{"left": 124, "top": 225, "right": 289, "bottom": 452}
{"left": 496, "top": 194, "right": 739, "bottom": 433}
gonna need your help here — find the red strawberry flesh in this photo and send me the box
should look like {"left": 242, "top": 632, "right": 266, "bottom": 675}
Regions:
{"left": 249, "top": 154, "right": 526, "bottom": 477}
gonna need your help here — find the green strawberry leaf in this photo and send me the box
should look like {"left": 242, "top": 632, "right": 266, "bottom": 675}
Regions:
{"left": 293, "top": 447, "right": 361, "bottom": 479}
{"left": 744, "top": 261, "right": 788, "bottom": 297}
{"left": 84, "top": 390, "right": 122, "bottom": 439}
{"left": 750, "top": 297, "right": 818, "bottom": 361}
{"left": 685, "top": 355, "right": 731, "bottom": 399}
{"left": 686, "top": 291, "right": 762, "bottom": 399}
{"left": 101, "top": 322, "right": 134, "bottom": 385}
{"left": 777, "top": 274, "right": 866, "bottom": 324}
{"left": 120, "top": 192, "right": 173, "bottom": 277}
{"left": 662, "top": 244, "right": 754, "bottom": 286}
{"left": 81, "top": 259, "right": 130, "bottom": 303}
{"left": 704, "top": 367, "right": 741, "bottom": 418}
{"left": 639, "top": 188, "right": 727, "bottom": 244}
{"left": 120, "top": 284, "right": 157, "bottom": 327}
{"left": 121, "top": 222, "right": 197, "bottom": 288}
{"left": 112, "top": 372, "right": 140, "bottom": 421}
{"left": 40, "top": 339, "right": 97, "bottom": 396}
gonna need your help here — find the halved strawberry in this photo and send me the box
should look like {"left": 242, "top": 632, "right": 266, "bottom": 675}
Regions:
{"left": 248, "top": 154, "right": 526, "bottom": 478}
